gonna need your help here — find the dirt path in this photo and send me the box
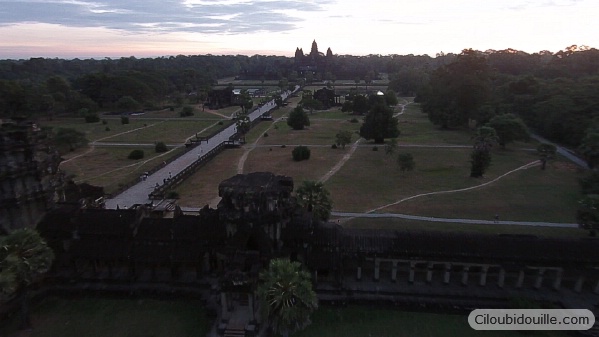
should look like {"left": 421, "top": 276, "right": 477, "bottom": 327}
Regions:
{"left": 318, "top": 99, "right": 412, "bottom": 184}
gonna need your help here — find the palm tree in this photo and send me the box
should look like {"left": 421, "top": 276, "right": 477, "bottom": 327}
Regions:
{"left": 295, "top": 181, "right": 333, "bottom": 222}
{"left": 257, "top": 259, "right": 318, "bottom": 337}
{"left": 0, "top": 229, "right": 54, "bottom": 329}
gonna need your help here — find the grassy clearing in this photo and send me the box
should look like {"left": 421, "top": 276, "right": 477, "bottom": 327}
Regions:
{"left": 98, "top": 120, "right": 219, "bottom": 143}
{"left": 41, "top": 118, "right": 222, "bottom": 144}
{"left": 0, "top": 297, "right": 209, "bottom": 337}
{"left": 243, "top": 146, "right": 349, "bottom": 185}
{"left": 293, "top": 306, "right": 565, "bottom": 337}
{"left": 262, "top": 118, "right": 360, "bottom": 146}
{"left": 387, "top": 158, "right": 583, "bottom": 223}
{"left": 59, "top": 146, "right": 185, "bottom": 194}
{"left": 176, "top": 148, "right": 243, "bottom": 207}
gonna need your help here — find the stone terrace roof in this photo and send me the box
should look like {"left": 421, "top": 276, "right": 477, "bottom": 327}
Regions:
{"left": 341, "top": 229, "right": 599, "bottom": 265}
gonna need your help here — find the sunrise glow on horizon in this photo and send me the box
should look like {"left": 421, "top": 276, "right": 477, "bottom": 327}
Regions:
{"left": 0, "top": 0, "right": 597, "bottom": 59}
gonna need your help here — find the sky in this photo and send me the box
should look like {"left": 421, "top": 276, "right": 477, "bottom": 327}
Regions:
{"left": 0, "top": 0, "right": 597, "bottom": 59}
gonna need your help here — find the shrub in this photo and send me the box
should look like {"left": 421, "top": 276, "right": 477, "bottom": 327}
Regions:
{"left": 166, "top": 191, "right": 180, "bottom": 199}
{"left": 292, "top": 146, "right": 311, "bottom": 161}
{"left": 218, "top": 121, "right": 224, "bottom": 125}
{"left": 281, "top": 144, "right": 286, "bottom": 148}
{"left": 350, "top": 117, "right": 359, "bottom": 123}
{"left": 155, "top": 141, "right": 168, "bottom": 153}
{"left": 180, "top": 106, "right": 194, "bottom": 117}
{"left": 84, "top": 113, "right": 100, "bottom": 123}
{"left": 121, "top": 116, "right": 130, "bottom": 124}
{"left": 331, "top": 143, "right": 338, "bottom": 149}
{"left": 128, "top": 149, "right": 144, "bottom": 159}
{"left": 263, "top": 132, "right": 269, "bottom": 137}
{"left": 105, "top": 127, "right": 110, "bottom": 131}
{"left": 102, "top": 120, "right": 107, "bottom": 125}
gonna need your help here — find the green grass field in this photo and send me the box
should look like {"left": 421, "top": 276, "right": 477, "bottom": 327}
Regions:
{"left": 0, "top": 297, "right": 209, "bottom": 337}
{"left": 293, "top": 306, "right": 566, "bottom": 337}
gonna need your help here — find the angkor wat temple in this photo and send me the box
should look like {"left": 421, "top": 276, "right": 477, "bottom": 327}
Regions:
{"left": 294, "top": 40, "right": 334, "bottom": 75}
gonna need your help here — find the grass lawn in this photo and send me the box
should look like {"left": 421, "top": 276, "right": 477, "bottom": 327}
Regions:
{"left": 0, "top": 296, "right": 209, "bottom": 337}
{"left": 293, "top": 306, "right": 566, "bottom": 337}
{"left": 244, "top": 146, "right": 348, "bottom": 185}
{"left": 176, "top": 147, "right": 243, "bottom": 207}
{"left": 41, "top": 118, "right": 222, "bottom": 144}
{"left": 59, "top": 146, "right": 185, "bottom": 194}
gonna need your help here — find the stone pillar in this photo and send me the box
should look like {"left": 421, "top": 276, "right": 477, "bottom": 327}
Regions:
{"left": 248, "top": 294, "right": 255, "bottom": 321}
{"left": 374, "top": 259, "right": 380, "bottom": 281}
{"left": 220, "top": 292, "right": 228, "bottom": 318}
{"left": 356, "top": 266, "right": 362, "bottom": 281}
{"left": 516, "top": 269, "right": 525, "bottom": 288}
{"left": 443, "top": 263, "right": 451, "bottom": 284}
{"left": 409, "top": 262, "right": 415, "bottom": 283}
{"left": 426, "top": 263, "right": 433, "bottom": 283}
{"left": 391, "top": 261, "right": 398, "bottom": 282}
{"left": 479, "top": 266, "right": 489, "bottom": 286}
{"left": 574, "top": 276, "right": 585, "bottom": 293}
{"left": 553, "top": 269, "right": 562, "bottom": 291}
{"left": 497, "top": 268, "right": 506, "bottom": 288}
{"left": 461, "top": 266, "right": 469, "bottom": 286}
{"left": 534, "top": 268, "right": 545, "bottom": 289}
{"left": 314, "top": 270, "right": 318, "bottom": 284}
{"left": 594, "top": 280, "right": 599, "bottom": 294}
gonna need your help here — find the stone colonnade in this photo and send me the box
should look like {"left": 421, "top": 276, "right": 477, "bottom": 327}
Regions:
{"left": 353, "top": 258, "right": 597, "bottom": 293}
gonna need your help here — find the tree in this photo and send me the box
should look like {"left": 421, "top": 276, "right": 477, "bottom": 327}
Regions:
{"left": 470, "top": 126, "right": 498, "bottom": 177}
{"left": 274, "top": 95, "right": 283, "bottom": 108}
{"left": 359, "top": 102, "right": 400, "bottom": 144}
{"left": 486, "top": 113, "right": 530, "bottom": 148}
{"left": 352, "top": 95, "right": 370, "bottom": 114}
{"left": 537, "top": 143, "right": 557, "bottom": 170}
{"left": 116, "top": 95, "right": 141, "bottom": 112}
{"left": 385, "top": 90, "right": 399, "bottom": 106}
{"left": 302, "top": 98, "right": 323, "bottom": 113}
{"left": 580, "top": 129, "right": 599, "bottom": 169}
{"left": 238, "top": 89, "right": 254, "bottom": 114}
{"left": 128, "top": 149, "right": 144, "bottom": 159}
{"left": 180, "top": 105, "right": 194, "bottom": 117}
{"left": 155, "top": 141, "right": 168, "bottom": 153}
{"left": 1, "top": 229, "right": 54, "bottom": 329}
{"left": 385, "top": 138, "right": 398, "bottom": 156}
{"left": 421, "top": 49, "right": 491, "bottom": 128}
{"left": 292, "top": 146, "right": 311, "bottom": 161}
{"left": 397, "top": 153, "right": 415, "bottom": 171}
{"left": 53, "top": 127, "right": 88, "bottom": 152}
{"left": 577, "top": 194, "right": 599, "bottom": 236}
{"left": 295, "top": 181, "right": 333, "bottom": 221}
{"left": 236, "top": 113, "right": 251, "bottom": 143}
{"left": 257, "top": 259, "right": 318, "bottom": 337}
{"left": 287, "top": 106, "right": 310, "bottom": 130}
{"left": 335, "top": 130, "right": 352, "bottom": 149}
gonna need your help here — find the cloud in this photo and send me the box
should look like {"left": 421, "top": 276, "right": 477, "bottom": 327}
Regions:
{"left": 506, "top": 0, "right": 583, "bottom": 10}
{"left": 0, "top": 0, "right": 332, "bottom": 33}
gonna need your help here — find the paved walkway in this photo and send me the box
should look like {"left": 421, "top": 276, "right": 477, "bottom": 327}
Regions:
{"left": 105, "top": 89, "right": 297, "bottom": 209}
{"left": 330, "top": 212, "right": 578, "bottom": 228}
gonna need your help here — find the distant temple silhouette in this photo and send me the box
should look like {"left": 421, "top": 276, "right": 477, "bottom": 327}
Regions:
{"left": 294, "top": 40, "right": 334, "bottom": 75}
